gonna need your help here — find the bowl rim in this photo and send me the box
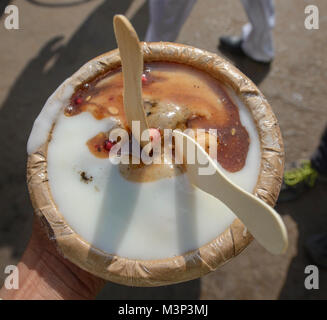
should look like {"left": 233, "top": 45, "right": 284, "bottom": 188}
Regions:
{"left": 27, "top": 42, "right": 284, "bottom": 287}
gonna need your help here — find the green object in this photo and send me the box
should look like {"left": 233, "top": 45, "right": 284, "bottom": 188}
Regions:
{"left": 283, "top": 160, "right": 318, "bottom": 188}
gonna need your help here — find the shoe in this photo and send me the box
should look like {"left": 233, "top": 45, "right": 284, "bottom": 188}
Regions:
{"left": 219, "top": 36, "right": 244, "bottom": 55}
{"left": 278, "top": 160, "right": 318, "bottom": 202}
{"left": 305, "top": 233, "right": 327, "bottom": 269}
{"left": 218, "top": 36, "right": 272, "bottom": 65}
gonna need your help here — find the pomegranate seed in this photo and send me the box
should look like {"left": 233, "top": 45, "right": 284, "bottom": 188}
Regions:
{"left": 149, "top": 128, "right": 161, "bottom": 144}
{"left": 74, "top": 97, "right": 83, "bottom": 105}
{"left": 104, "top": 140, "right": 114, "bottom": 151}
{"left": 141, "top": 74, "right": 147, "bottom": 84}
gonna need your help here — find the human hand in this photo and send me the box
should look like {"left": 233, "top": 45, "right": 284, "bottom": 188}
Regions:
{"left": 0, "top": 216, "right": 105, "bottom": 300}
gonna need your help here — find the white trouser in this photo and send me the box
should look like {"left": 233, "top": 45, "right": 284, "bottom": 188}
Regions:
{"left": 145, "top": 0, "right": 197, "bottom": 43}
{"left": 241, "top": 0, "right": 275, "bottom": 62}
{"left": 145, "top": 0, "right": 275, "bottom": 62}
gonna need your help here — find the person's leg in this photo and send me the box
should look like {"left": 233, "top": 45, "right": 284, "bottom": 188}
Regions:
{"left": 279, "top": 126, "right": 327, "bottom": 202}
{"left": 241, "top": 0, "right": 275, "bottom": 63}
{"left": 305, "top": 233, "right": 327, "bottom": 269}
{"left": 145, "top": 0, "right": 197, "bottom": 42}
{"left": 311, "top": 127, "right": 327, "bottom": 175}
{"left": 304, "top": 129, "right": 327, "bottom": 267}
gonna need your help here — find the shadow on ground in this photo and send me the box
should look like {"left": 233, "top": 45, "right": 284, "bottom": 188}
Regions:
{"left": 218, "top": 45, "right": 271, "bottom": 85}
{"left": 0, "top": 0, "right": 201, "bottom": 299}
{"left": 25, "top": 0, "right": 95, "bottom": 8}
{"left": 0, "top": 1, "right": 12, "bottom": 17}
{"left": 277, "top": 183, "right": 327, "bottom": 299}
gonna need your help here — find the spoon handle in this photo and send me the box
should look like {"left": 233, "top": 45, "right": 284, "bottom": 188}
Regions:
{"left": 113, "top": 15, "right": 149, "bottom": 146}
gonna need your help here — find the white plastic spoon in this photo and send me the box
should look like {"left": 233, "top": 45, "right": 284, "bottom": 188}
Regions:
{"left": 173, "top": 130, "right": 288, "bottom": 255}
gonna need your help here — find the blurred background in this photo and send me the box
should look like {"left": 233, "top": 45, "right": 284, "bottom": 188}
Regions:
{"left": 0, "top": 0, "right": 326, "bottom": 299}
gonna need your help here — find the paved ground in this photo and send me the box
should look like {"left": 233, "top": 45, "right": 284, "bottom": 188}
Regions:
{"left": 0, "top": 0, "right": 326, "bottom": 299}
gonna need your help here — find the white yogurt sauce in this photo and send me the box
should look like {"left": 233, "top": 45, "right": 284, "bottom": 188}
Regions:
{"left": 46, "top": 90, "right": 261, "bottom": 260}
